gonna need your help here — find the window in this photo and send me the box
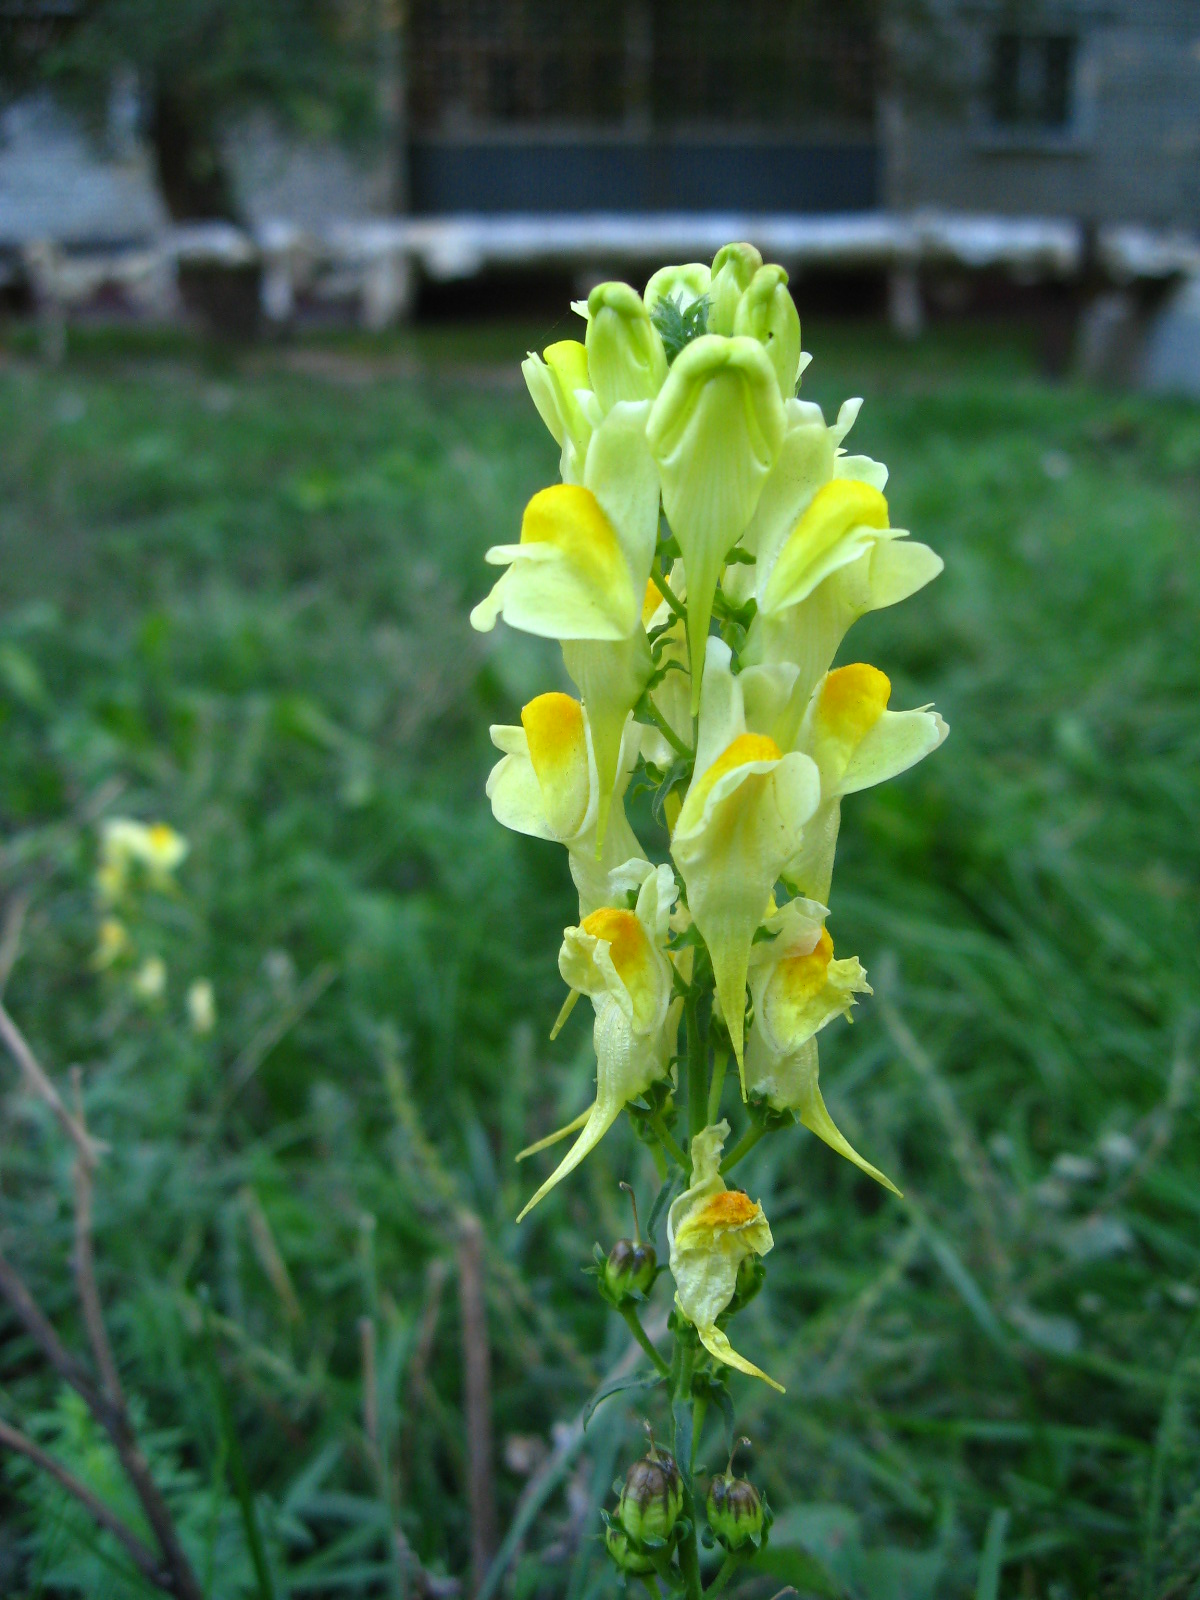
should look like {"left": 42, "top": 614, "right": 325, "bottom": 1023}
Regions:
{"left": 988, "top": 32, "right": 1077, "bottom": 131}
{"left": 407, "top": 0, "right": 878, "bottom": 132}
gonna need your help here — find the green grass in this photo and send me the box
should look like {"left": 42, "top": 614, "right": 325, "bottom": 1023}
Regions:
{"left": 1, "top": 317, "right": 1199, "bottom": 1599}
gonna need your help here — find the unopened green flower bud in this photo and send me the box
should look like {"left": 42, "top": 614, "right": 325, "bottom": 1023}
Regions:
{"left": 734, "top": 264, "right": 801, "bottom": 402}
{"left": 604, "top": 1236, "right": 657, "bottom": 1302}
{"left": 586, "top": 281, "right": 669, "bottom": 412}
{"left": 708, "top": 242, "right": 763, "bottom": 335}
{"left": 644, "top": 261, "right": 710, "bottom": 317}
{"left": 706, "top": 1472, "right": 764, "bottom": 1552}
{"left": 605, "top": 1524, "right": 657, "bottom": 1575}
{"left": 619, "top": 1450, "right": 683, "bottom": 1546}
{"left": 725, "top": 1253, "right": 766, "bottom": 1315}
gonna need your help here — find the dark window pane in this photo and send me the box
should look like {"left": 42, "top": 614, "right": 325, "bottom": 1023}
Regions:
{"left": 1042, "top": 35, "right": 1074, "bottom": 128}
{"left": 408, "top": 0, "right": 878, "bottom": 131}
{"left": 988, "top": 31, "right": 1076, "bottom": 130}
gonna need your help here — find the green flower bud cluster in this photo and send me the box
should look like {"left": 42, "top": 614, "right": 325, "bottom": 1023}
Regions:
{"left": 603, "top": 1235, "right": 657, "bottom": 1302}
{"left": 705, "top": 1469, "right": 772, "bottom": 1555}
{"left": 592, "top": 1183, "right": 660, "bottom": 1308}
{"left": 604, "top": 1446, "right": 687, "bottom": 1577}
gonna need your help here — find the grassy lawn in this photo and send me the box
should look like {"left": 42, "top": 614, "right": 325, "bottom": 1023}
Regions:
{"left": 1, "top": 316, "right": 1199, "bottom": 1598}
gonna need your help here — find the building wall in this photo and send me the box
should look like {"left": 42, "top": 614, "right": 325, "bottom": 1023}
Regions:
{"left": 898, "top": 0, "right": 1200, "bottom": 226}
{"left": 0, "top": 97, "right": 383, "bottom": 248}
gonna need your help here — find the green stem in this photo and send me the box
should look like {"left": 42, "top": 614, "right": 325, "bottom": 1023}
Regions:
{"left": 651, "top": 563, "right": 687, "bottom": 626}
{"left": 706, "top": 1046, "right": 728, "bottom": 1126}
{"left": 686, "top": 995, "right": 708, "bottom": 1150}
{"left": 642, "top": 695, "right": 693, "bottom": 762}
{"left": 721, "top": 1123, "right": 766, "bottom": 1175}
{"left": 690, "top": 1395, "right": 708, "bottom": 1473}
{"left": 706, "top": 1553, "right": 740, "bottom": 1595}
{"left": 650, "top": 1112, "right": 688, "bottom": 1172}
{"left": 648, "top": 1139, "right": 668, "bottom": 1181}
{"left": 674, "top": 1345, "right": 702, "bottom": 1600}
{"left": 619, "top": 1304, "right": 671, "bottom": 1378}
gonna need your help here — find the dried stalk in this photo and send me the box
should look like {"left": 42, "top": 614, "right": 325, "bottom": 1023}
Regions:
{"left": 0, "top": 887, "right": 31, "bottom": 998}
{"left": 0, "top": 1001, "right": 203, "bottom": 1600}
{"left": 456, "top": 1210, "right": 497, "bottom": 1594}
{"left": 0, "top": 999, "right": 103, "bottom": 1169}
{"left": 0, "top": 1415, "right": 168, "bottom": 1588}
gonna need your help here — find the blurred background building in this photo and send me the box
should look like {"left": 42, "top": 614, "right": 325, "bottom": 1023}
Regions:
{"left": 1, "top": 0, "right": 1198, "bottom": 381}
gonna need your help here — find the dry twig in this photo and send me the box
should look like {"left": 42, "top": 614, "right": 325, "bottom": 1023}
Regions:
{"left": 0, "top": 1415, "right": 168, "bottom": 1587}
{"left": 457, "top": 1210, "right": 498, "bottom": 1594}
{"left": 0, "top": 999, "right": 203, "bottom": 1600}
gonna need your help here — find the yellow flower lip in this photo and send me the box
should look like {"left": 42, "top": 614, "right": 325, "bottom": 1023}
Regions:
{"left": 762, "top": 478, "right": 890, "bottom": 615}
{"left": 772, "top": 929, "right": 835, "bottom": 1006}
{"left": 688, "top": 732, "right": 782, "bottom": 817}
{"left": 521, "top": 483, "right": 621, "bottom": 563}
{"left": 522, "top": 692, "right": 590, "bottom": 838}
{"left": 818, "top": 664, "right": 891, "bottom": 745}
{"left": 695, "top": 1189, "right": 760, "bottom": 1230}
{"left": 579, "top": 906, "right": 651, "bottom": 990}
{"left": 522, "top": 691, "right": 585, "bottom": 763}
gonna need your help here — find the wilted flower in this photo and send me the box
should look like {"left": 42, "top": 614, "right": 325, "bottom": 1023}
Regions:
{"left": 668, "top": 1122, "right": 780, "bottom": 1390}
{"left": 745, "top": 900, "right": 898, "bottom": 1194}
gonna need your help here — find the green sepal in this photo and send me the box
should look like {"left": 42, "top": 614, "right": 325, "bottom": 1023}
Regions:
{"left": 746, "top": 1092, "right": 797, "bottom": 1134}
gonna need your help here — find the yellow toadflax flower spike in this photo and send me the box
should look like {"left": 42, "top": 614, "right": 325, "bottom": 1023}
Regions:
{"left": 668, "top": 1121, "right": 783, "bottom": 1391}
{"left": 517, "top": 864, "right": 679, "bottom": 1222}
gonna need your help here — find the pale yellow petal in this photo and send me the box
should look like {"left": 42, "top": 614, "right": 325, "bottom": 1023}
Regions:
{"left": 522, "top": 692, "right": 591, "bottom": 837}
{"left": 585, "top": 281, "right": 668, "bottom": 410}
{"left": 734, "top": 264, "right": 801, "bottom": 401}
{"left": 696, "top": 1323, "right": 785, "bottom": 1393}
{"left": 647, "top": 335, "right": 785, "bottom": 710}
{"left": 762, "top": 479, "right": 890, "bottom": 616}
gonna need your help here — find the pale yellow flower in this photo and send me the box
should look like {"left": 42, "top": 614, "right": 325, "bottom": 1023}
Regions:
{"left": 744, "top": 900, "right": 898, "bottom": 1194}
{"left": 743, "top": 474, "right": 943, "bottom": 717}
{"left": 671, "top": 639, "right": 819, "bottom": 1066}
{"left": 187, "top": 978, "right": 216, "bottom": 1035}
{"left": 98, "top": 818, "right": 189, "bottom": 900}
{"left": 517, "top": 863, "right": 679, "bottom": 1221}
{"left": 472, "top": 403, "right": 661, "bottom": 834}
{"left": 647, "top": 334, "right": 785, "bottom": 712}
{"left": 486, "top": 692, "right": 644, "bottom": 916}
{"left": 132, "top": 955, "right": 166, "bottom": 1000}
{"left": 783, "top": 662, "right": 948, "bottom": 904}
{"left": 92, "top": 916, "right": 130, "bottom": 969}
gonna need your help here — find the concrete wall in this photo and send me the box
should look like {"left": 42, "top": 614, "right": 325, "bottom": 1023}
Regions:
{"left": 0, "top": 97, "right": 383, "bottom": 247}
{"left": 898, "top": 0, "right": 1200, "bottom": 227}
